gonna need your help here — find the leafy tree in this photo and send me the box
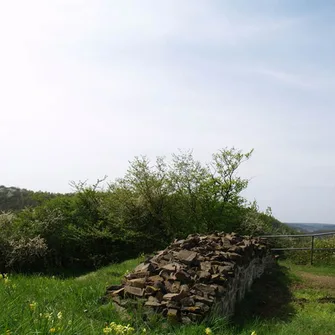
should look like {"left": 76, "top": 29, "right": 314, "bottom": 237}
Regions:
{"left": 168, "top": 150, "right": 209, "bottom": 234}
{"left": 0, "top": 147, "right": 293, "bottom": 273}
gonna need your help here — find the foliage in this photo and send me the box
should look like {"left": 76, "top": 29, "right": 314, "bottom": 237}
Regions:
{"left": 284, "top": 235, "right": 335, "bottom": 265}
{"left": 6, "top": 236, "right": 48, "bottom": 271}
{"left": 0, "top": 212, "right": 48, "bottom": 273}
{"left": 0, "top": 185, "right": 60, "bottom": 212}
{"left": 0, "top": 148, "right": 292, "bottom": 273}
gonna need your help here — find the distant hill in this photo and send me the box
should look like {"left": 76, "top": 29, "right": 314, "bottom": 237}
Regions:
{"left": 0, "top": 185, "right": 58, "bottom": 211}
{"left": 286, "top": 222, "right": 335, "bottom": 233}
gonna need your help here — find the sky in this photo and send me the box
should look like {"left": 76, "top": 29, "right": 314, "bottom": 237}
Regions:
{"left": 1, "top": 0, "right": 335, "bottom": 223}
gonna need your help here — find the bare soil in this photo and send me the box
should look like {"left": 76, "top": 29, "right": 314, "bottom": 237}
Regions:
{"left": 295, "top": 271, "right": 335, "bottom": 292}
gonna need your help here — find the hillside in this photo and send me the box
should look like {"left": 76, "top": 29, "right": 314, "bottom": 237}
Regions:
{"left": 286, "top": 222, "right": 335, "bottom": 233}
{"left": 0, "top": 185, "right": 60, "bottom": 211}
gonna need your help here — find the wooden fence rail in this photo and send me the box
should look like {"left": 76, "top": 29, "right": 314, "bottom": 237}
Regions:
{"left": 259, "top": 231, "right": 335, "bottom": 265}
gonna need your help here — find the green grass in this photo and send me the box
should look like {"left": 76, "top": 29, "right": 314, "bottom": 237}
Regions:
{"left": 281, "top": 261, "right": 335, "bottom": 276}
{"left": 1, "top": 260, "right": 335, "bottom": 335}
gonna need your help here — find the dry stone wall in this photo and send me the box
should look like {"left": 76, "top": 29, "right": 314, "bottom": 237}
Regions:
{"left": 105, "top": 232, "right": 273, "bottom": 323}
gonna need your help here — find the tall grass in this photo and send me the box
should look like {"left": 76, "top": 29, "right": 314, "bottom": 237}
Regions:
{"left": 0, "top": 260, "right": 334, "bottom": 335}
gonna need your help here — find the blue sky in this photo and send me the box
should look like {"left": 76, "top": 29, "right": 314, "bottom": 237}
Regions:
{"left": 1, "top": 1, "right": 335, "bottom": 223}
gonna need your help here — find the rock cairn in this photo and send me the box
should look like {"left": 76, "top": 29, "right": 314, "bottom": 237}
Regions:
{"left": 105, "top": 232, "right": 271, "bottom": 323}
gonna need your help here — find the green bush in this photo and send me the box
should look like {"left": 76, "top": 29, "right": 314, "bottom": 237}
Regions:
{"left": 6, "top": 236, "right": 48, "bottom": 271}
{"left": 1, "top": 148, "right": 292, "bottom": 273}
{"left": 286, "top": 236, "right": 335, "bottom": 265}
{"left": 0, "top": 213, "right": 48, "bottom": 272}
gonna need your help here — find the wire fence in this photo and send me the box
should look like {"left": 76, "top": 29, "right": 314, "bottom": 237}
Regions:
{"left": 260, "top": 231, "right": 335, "bottom": 265}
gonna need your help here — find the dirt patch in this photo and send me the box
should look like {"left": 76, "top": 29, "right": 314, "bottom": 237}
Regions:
{"left": 292, "top": 297, "right": 309, "bottom": 306}
{"left": 317, "top": 296, "right": 335, "bottom": 304}
{"left": 296, "top": 272, "right": 335, "bottom": 292}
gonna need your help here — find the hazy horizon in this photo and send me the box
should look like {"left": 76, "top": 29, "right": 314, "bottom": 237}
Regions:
{"left": 1, "top": 1, "right": 335, "bottom": 223}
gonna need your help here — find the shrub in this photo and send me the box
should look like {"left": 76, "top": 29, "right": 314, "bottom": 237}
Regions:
{"left": 0, "top": 148, "right": 293, "bottom": 273}
{"left": 6, "top": 236, "right": 48, "bottom": 271}
{"left": 0, "top": 212, "right": 48, "bottom": 272}
{"left": 284, "top": 235, "right": 335, "bottom": 265}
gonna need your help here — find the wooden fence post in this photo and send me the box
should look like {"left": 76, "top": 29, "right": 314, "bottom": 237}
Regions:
{"left": 310, "top": 235, "right": 315, "bottom": 265}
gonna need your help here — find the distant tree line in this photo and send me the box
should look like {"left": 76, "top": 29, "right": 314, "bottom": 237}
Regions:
{"left": 0, "top": 148, "right": 293, "bottom": 274}
{"left": 0, "top": 185, "right": 60, "bottom": 211}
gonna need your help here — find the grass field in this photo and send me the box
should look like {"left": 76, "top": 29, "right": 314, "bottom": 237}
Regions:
{"left": 0, "top": 259, "right": 334, "bottom": 335}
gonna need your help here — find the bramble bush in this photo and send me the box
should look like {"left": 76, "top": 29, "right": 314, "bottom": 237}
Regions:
{"left": 0, "top": 213, "right": 48, "bottom": 272}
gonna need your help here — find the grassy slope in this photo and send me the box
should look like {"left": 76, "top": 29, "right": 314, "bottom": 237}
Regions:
{"left": 0, "top": 260, "right": 334, "bottom": 335}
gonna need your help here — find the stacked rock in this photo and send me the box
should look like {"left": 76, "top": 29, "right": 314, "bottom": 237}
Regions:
{"left": 105, "top": 232, "right": 270, "bottom": 323}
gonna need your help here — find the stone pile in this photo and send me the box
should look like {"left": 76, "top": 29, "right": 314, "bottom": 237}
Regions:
{"left": 105, "top": 232, "right": 271, "bottom": 323}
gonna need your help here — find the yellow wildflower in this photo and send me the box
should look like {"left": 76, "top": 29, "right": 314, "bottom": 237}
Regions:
{"left": 45, "top": 312, "right": 53, "bottom": 320}
{"left": 5, "top": 330, "right": 11, "bottom": 335}
{"left": 29, "top": 301, "right": 37, "bottom": 311}
{"left": 251, "top": 332, "right": 257, "bottom": 335}
{"left": 123, "top": 324, "right": 135, "bottom": 334}
{"left": 205, "top": 328, "right": 212, "bottom": 335}
{"left": 49, "top": 328, "right": 56, "bottom": 333}
{"left": 104, "top": 322, "right": 135, "bottom": 334}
